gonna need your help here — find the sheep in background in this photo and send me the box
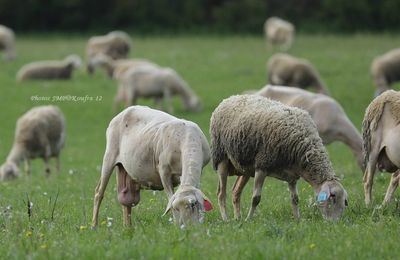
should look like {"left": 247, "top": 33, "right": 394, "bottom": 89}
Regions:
{"left": 0, "top": 106, "right": 65, "bottom": 181}
{"left": 267, "top": 53, "right": 330, "bottom": 95}
{"left": 371, "top": 48, "right": 400, "bottom": 96}
{"left": 88, "top": 53, "right": 159, "bottom": 80}
{"left": 16, "top": 55, "right": 82, "bottom": 81}
{"left": 257, "top": 85, "right": 364, "bottom": 172}
{"left": 86, "top": 31, "right": 132, "bottom": 74}
{"left": 0, "top": 25, "right": 16, "bottom": 60}
{"left": 362, "top": 90, "right": 400, "bottom": 206}
{"left": 92, "top": 106, "right": 212, "bottom": 227}
{"left": 210, "top": 95, "right": 347, "bottom": 221}
{"left": 114, "top": 66, "right": 202, "bottom": 114}
{"left": 264, "top": 17, "right": 295, "bottom": 51}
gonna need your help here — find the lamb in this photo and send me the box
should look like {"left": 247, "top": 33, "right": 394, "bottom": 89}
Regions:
{"left": 92, "top": 105, "right": 212, "bottom": 227}
{"left": 210, "top": 94, "right": 348, "bottom": 221}
{"left": 16, "top": 55, "right": 82, "bottom": 81}
{"left": 88, "top": 53, "right": 159, "bottom": 80}
{"left": 86, "top": 31, "right": 132, "bottom": 74}
{"left": 113, "top": 66, "right": 202, "bottom": 114}
{"left": 0, "top": 25, "right": 16, "bottom": 60}
{"left": 256, "top": 85, "right": 364, "bottom": 172}
{"left": 370, "top": 48, "right": 400, "bottom": 96}
{"left": 267, "top": 53, "right": 330, "bottom": 95}
{"left": 264, "top": 17, "right": 295, "bottom": 51}
{"left": 0, "top": 106, "right": 65, "bottom": 181}
{"left": 362, "top": 90, "right": 400, "bottom": 206}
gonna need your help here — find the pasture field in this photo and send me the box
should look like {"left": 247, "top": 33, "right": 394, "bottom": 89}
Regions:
{"left": 1, "top": 34, "right": 400, "bottom": 259}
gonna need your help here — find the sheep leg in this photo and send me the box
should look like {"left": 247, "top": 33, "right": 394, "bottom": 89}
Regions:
{"left": 232, "top": 175, "right": 250, "bottom": 220}
{"left": 159, "top": 164, "right": 178, "bottom": 222}
{"left": 92, "top": 152, "right": 117, "bottom": 228}
{"left": 383, "top": 170, "right": 400, "bottom": 205}
{"left": 217, "top": 161, "right": 229, "bottom": 221}
{"left": 246, "top": 170, "right": 267, "bottom": 221}
{"left": 163, "top": 88, "right": 174, "bottom": 114}
{"left": 288, "top": 181, "right": 300, "bottom": 220}
{"left": 55, "top": 155, "right": 61, "bottom": 173}
{"left": 364, "top": 156, "right": 378, "bottom": 207}
{"left": 112, "top": 87, "right": 124, "bottom": 114}
{"left": 24, "top": 159, "right": 31, "bottom": 175}
{"left": 116, "top": 164, "right": 140, "bottom": 226}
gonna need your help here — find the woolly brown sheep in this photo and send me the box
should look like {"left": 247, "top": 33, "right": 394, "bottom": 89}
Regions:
{"left": 0, "top": 25, "right": 16, "bottom": 61}
{"left": 264, "top": 17, "right": 294, "bottom": 51}
{"left": 371, "top": 48, "right": 400, "bottom": 96}
{"left": 0, "top": 106, "right": 65, "bottom": 181}
{"left": 210, "top": 95, "right": 347, "bottom": 221}
{"left": 267, "top": 53, "right": 330, "bottom": 95}
{"left": 86, "top": 31, "right": 132, "bottom": 74}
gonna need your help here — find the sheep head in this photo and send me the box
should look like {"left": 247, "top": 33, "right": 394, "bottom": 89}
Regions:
{"left": 316, "top": 180, "right": 348, "bottom": 220}
{"left": 184, "top": 96, "right": 202, "bottom": 113}
{"left": 163, "top": 185, "right": 213, "bottom": 226}
{"left": 65, "top": 55, "right": 82, "bottom": 70}
{"left": 0, "top": 161, "right": 21, "bottom": 181}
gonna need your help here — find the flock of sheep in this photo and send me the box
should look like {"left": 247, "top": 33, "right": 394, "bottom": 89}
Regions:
{"left": 1, "top": 18, "right": 400, "bottom": 227}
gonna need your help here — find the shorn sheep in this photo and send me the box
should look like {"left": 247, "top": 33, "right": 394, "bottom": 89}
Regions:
{"left": 362, "top": 90, "right": 400, "bottom": 206}
{"left": 267, "top": 53, "right": 330, "bottom": 95}
{"left": 257, "top": 85, "right": 364, "bottom": 172}
{"left": 210, "top": 95, "right": 347, "bottom": 221}
{"left": 86, "top": 31, "right": 131, "bottom": 74}
{"left": 88, "top": 53, "right": 158, "bottom": 80}
{"left": 370, "top": 48, "right": 400, "bottom": 96}
{"left": 0, "top": 25, "right": 16, "bottom": 60}
{"left": 114, "top": 66, "right": 202, "bottom": 114}
{"left": 264, "top": 17, "right": 294, "bottom": 51}
{"left": 16, "top": 55, "right": 82, "bottom": 81}
{"left": 0, "top": 106, "right": 65, "bottom": 181}
{"left": 92, "top": 106, "right": 212, "bottom": 227}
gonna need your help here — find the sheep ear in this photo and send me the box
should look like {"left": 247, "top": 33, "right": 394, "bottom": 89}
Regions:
{"left": 162, "top": 195, "right": 175, "bottom": 217}
{"left": 202, "top": 195, "right": 213, "bottom": 211}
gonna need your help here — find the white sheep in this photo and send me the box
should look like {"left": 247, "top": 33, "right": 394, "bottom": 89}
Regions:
{"left": 92, "top": 105, "right": 212, "bottom": 227}
{"left": 267, "top": 53, "right": 330, "bottom": 95}
{"left": 362, "top": 90, "right": 400, "bottom": 206}
{"left": 114, "top": 66, "right": 202, "bottom": 114}
{"left": 16, "top": 55, "right": 82, "bottom": 81}
{"left": 264, "top": 17, "right": 295, "bottom": 51}
{"left": 370, "top": 48, "right": 400, "bottom": 96}
{"left": 0, "top": 25, "right": 16, "bottom": 61}
{"left": 86, "top": 31, "right": 132, "bottom": 74}
{"left": 257, "top": 85, "right": 364, "bottom": 172}
{"left": 210, "top": 94, "right": 348, "bottom": 221}
{"left": 0, "top": 105, "right": 66, "bottom": 181}
{"left": 88, "top": 53, "right": 159, "bottom": 80}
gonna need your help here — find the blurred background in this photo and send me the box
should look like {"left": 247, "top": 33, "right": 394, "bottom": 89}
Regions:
{"left": 1, "top": 0, "right": 400, "bottom": 34}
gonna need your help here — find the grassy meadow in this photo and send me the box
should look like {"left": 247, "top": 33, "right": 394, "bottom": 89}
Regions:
{"left": 1, "top": 34, "right": 400, "bottom": 259}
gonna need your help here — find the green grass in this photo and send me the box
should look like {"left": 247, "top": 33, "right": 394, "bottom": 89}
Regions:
{"left": 1, "top": 34, "right": 400, "bottom": 259}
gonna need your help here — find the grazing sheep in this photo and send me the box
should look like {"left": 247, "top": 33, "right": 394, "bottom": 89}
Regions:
{"left": 370, "top": 48, "right": 400, "bottom": 96}
{"left": 92, "top": 106, "right": 212, "bottom": 227}
{"left": 0, "top": 25, "right": 16, "bottom": 60}
{"left": 210, "top": 95, "right": 348, "bottom": 221}
{"left": 86, "top": 31, "right": 132, "bottom": 74}
{"left": 362, "top": 90, "right": 400, "bottom": 206}
{"left": 16, "top": 55, "right": 82, "bottom": 81}
{"left": 264, "top": 17, "right": 295, "bottom": 51}
{"left": 114, "top": 66, "right": 202, "bottom": 114}
{"left": 257, "top": 85, "right": 364, "bottom": 172}
{"left": 267, "top": 53, "right": 330, "bottom": 95}
{"left": 0, "top": 106, "right": 65, "bottom": 181}
{"left": 88, "top": 53, "right": 159, "bottom": 79}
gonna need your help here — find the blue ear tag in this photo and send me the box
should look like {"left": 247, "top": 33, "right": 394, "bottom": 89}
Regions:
{"left": 317, "top": 191, "right": 329, "bottom": 202}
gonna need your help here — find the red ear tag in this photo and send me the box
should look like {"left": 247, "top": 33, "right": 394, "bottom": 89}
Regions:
{"left": 203, "top": 199, "right": 213, "bottom": 211}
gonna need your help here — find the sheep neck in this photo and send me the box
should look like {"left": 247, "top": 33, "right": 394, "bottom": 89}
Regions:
{"left": 179, "top": 133, "right": 202, "bottom": 188}
{"left": 6, "top": 143, "right": 25, "bottom": 165}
